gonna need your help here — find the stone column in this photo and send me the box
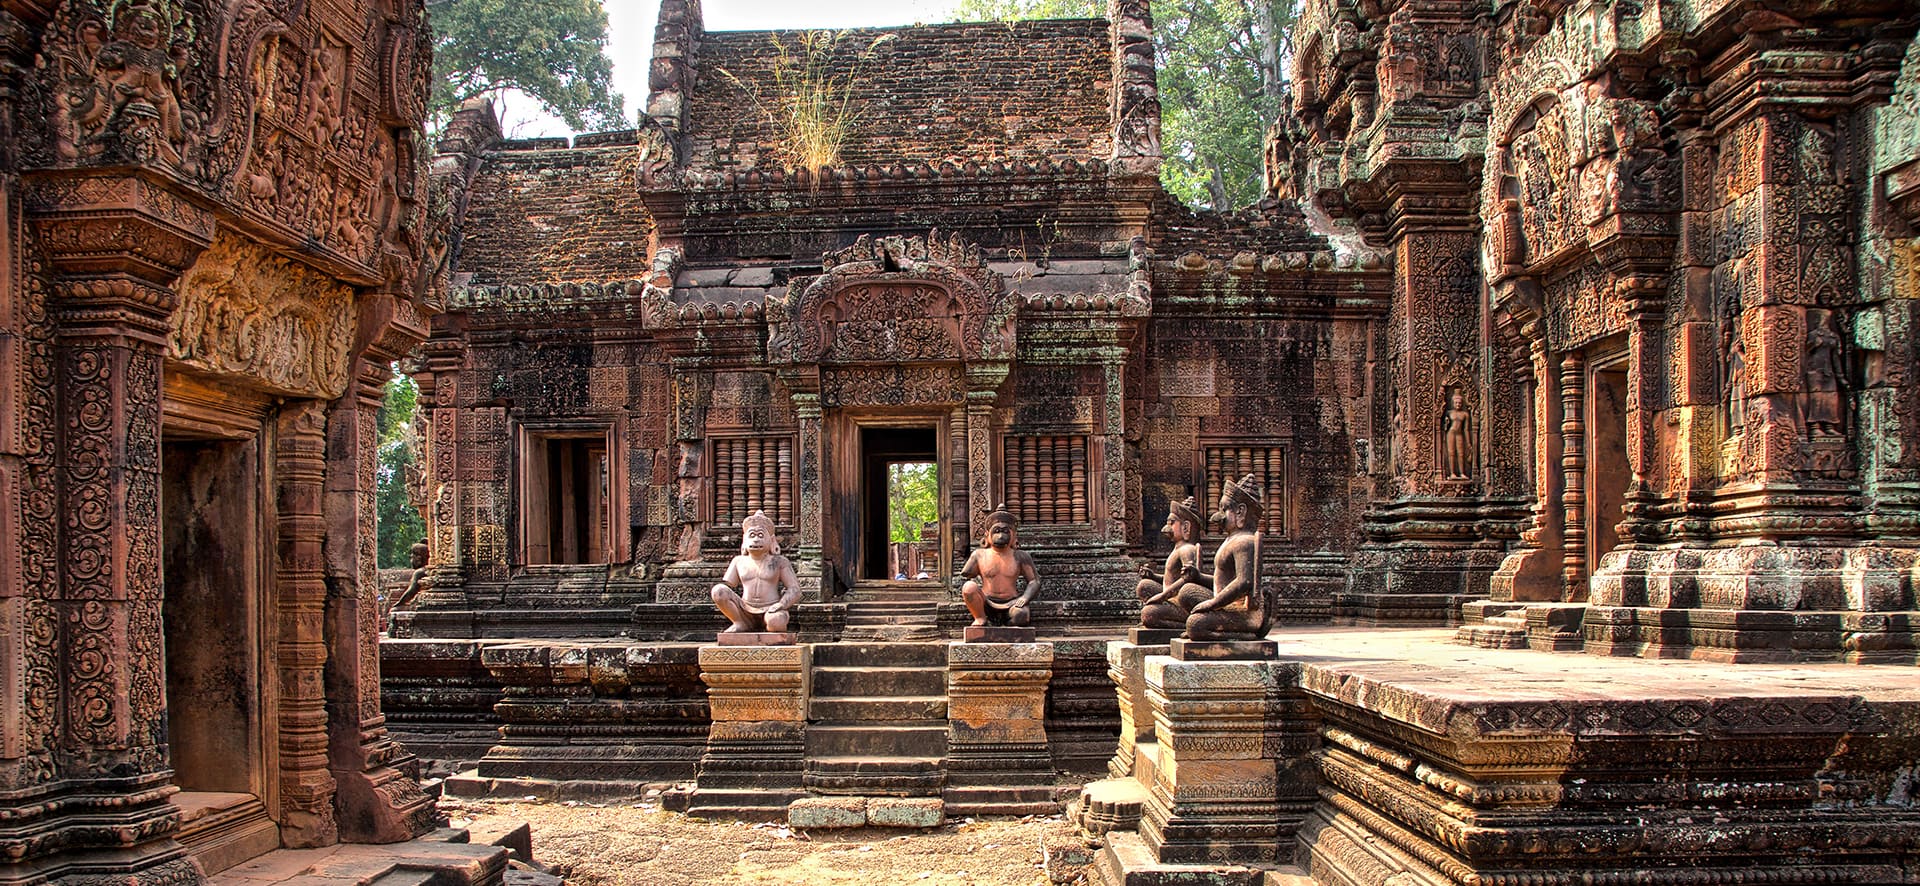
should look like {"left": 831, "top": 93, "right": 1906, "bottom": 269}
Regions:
{"left": 1104, "top": 640, "right": 1164, "bottom": 779}
{"left": 1137, "top": 655, "right": 1316, "bottom": 865}
{"left": 22, "top": 169, "right": 211, "bottom": 883}
{"left": 1559, "top": 352, "right": 1588, "bottom": 597}
{"left": 945, "top": 641, "right": 1054, "bottom": 815}
{"left": 693, "top": 644, "right": 809, "bottom": 820}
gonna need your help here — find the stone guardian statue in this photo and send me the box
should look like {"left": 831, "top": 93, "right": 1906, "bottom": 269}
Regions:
{"left": 710, "top": 511, "right": 802, "bottom": 636}
{"left": 1138, "top": 496, "right": 1211, "bottom": 630}
{"left": 960, "top": 505, "right": 1040, "bottom": 629}
{"left": 1184, "top": 474, "right": 1271, "bottom": 642}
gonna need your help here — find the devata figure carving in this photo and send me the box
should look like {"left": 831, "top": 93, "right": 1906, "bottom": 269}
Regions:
{"left": 1184, "top": 474, "right": 1271, "bottom": 641}
{"left": 960, "top": 505, "right": 1040, "bottom": 628}
{"left": 1805, "top": 312, "right": 1844, "bottom": 438}
{"left": 710, "top": 511, "right": 802, "bottom": 633}
{"left": 1443, "top": 389, "right": 1476, "bottom": 480}
{"left": 1137, "top": 496, "right": 1211, "bottom": 629}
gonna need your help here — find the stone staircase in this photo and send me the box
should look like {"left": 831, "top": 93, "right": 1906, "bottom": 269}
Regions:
{"left": 841, "top": 581, "right": 944, "bottom": 641}
{"left": 1456, "top": 605, "right": 1529, "bottom": 648}
{"left": 804, "top": 642, "right": 949, "bottom": 797}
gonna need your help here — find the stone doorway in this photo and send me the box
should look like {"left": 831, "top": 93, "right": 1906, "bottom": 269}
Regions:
{"left": 1586, "top": 359, "right": 1631, "bottom": 582}
{"left": 858, "top": 426, "right": 942, "bottom": 583}
{"left": 160, "top": 427, "right": 281, "bottom": 874}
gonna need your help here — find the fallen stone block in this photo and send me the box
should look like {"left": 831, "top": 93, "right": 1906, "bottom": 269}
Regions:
{"left": 788, "top": 796, "right": 866, "bottom": 829}
{"left": 866, "top": 797, "right": 944, "bottom": 828}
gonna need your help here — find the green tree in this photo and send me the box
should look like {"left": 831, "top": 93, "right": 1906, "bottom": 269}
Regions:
{"left": 888, "top": 462, "right": 940, "bottom": 544}
{"left": 375, "top": 369, "right": 427, "bottom": 569}
{"left": 945, "top": 0, "right": 1293, "bottom": 211}
{"left": 427, "top": 0, "right": 625, "bottom": 131}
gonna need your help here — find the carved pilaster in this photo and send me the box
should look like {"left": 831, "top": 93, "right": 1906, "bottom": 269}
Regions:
{"left": 324, "top": 358, "right": 433, "bottom": 842}
{"left": 273, "top": 401, "right": 339, "bottom": 847}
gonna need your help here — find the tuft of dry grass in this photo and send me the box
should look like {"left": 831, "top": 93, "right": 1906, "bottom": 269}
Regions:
{"left": 719, "top": 31, "right": 895, "bottom": 171}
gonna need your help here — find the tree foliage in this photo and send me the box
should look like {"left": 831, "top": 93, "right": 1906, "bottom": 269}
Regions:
{"left": 888, "top": 462, "right": 940, "bottom": 545}
{"left": 945, "top": 0, "right": 1292, "bottom": 211}
{"left": 375, "top": 369, "right": 427, "bottom": 569}
{"left": 427, "top": 0, "right": 625, "bottom": 131}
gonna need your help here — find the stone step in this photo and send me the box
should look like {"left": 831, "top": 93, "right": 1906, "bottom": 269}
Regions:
{"left": 685, "top": 787, "right": 801, "bottom": 822}
{"left": 943, "top": 784, "right": 1067, "bottom": 817}
{"left": 806, "top": 723, "right": 948, "bottom": 758}
{"left": 841, "top": 624, "right": 945, "bottom": 642}
{"left": 812, "top": 665, "right": 947, "bottom": 698}
{"left": 844, "top": 599, "right": 942, "bottom": 610}
{"left": 1454, "top": 623, "right": 1527, "bottom": 649}
{"left": 811, "top": 642, "right": 948, "bottom": 669}
{"left": 802, "top": 756, "right": 946, "bottom": 796}
{"left": 810, "top": 696, "right": 947, "bottom": 721}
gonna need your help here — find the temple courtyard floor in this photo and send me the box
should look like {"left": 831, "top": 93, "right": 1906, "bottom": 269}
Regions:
{"left": 441, "top": 799, "right": 1093, "bottom": 886}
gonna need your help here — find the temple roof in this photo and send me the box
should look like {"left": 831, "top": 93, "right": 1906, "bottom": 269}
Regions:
{"left": 682, "top": 20, "right": 1116, "bottom": 173}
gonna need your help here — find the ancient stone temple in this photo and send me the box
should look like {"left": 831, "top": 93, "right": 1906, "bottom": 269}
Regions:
{"left": 383, "top": 0, "right": 1920, "bottom": 880}
{"left": 0, "top": 0, "right": 452, "bottom": 881}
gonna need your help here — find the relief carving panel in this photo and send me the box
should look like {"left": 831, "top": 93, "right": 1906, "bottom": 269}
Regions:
{"left": 169, "top": 232, "right": 355, "bottom": 399}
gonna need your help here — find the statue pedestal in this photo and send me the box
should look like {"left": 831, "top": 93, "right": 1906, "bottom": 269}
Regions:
{"left": 692, "top": 644, "right": 810, "bottom": 820}
{"left": 1138, "top": 655, "right": 1316, "bottom": 865}
{"left": 944, "top": 641, "right": 1055, "bottom": 815}
{"left": 715, "top": 631, "right": 794, "bottom": 646}
{"left": 1169, "top": 638, "right": 1277, "bottom": 661}
{"left": 963, "top": 625, "right": 1035, "bottom": 643}
{"left": 1128, "top": 627, "right": 1181, "bottom": 645}
{"left": 1105, "top": 640, "right": 1168, "bottom": 778}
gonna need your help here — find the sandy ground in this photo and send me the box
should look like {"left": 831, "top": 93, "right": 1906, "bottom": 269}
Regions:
{"left": 444, "top": 797, "right": 1096, "bottom": 886}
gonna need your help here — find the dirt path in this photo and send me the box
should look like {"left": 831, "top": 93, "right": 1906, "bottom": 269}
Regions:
{"left": 445, "top": 798, "right": 1096, "bottom": 886}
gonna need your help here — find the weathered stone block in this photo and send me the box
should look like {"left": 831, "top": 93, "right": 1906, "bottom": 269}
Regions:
{"left": 866, "top": 797, "right": 943, "bottom": 828}
{"left": 787, "top": 796, "right": 865, "bottom": 829}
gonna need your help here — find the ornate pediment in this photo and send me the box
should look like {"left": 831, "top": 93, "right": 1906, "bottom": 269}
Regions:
{"left": 767, "top": 230, "right": 1016, "bottom": 365}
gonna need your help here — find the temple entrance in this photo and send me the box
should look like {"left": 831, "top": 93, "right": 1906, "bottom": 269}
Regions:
{"left": 160, "top": 429, "right": 280, "bottom": 874}
{"left": 521, "top": 431, "right": 612, "bottom": 565}
{"left": 1586, "top": 359, "right": 1631, "bottom": 581}
{"left": 859, "top": 426, "right": 941, "bottom": 582}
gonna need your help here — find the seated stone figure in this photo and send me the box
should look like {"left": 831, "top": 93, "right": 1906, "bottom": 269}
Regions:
{"left": 1185, "top": 474, "right": 1271, "bottom": 641}
{"left": 387, "top": 540, "right": 432, "bottom": 618}
{"left": 1138, "top": 496, "right": 1212, "bottom": 629}
{"left": 710, "top": 511, "right": 803, "bottom": 633}
{"left": 960, "top": 505, "right": 1041, "bottom": 627}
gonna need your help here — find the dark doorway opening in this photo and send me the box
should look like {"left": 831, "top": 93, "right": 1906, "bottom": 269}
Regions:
{"left": 525, "top": 435, "right": 609, "bottom": 565}
{"left": 859, "top": 426, "right": 939, "bottom": 581}
{"left": 162, "top": 434, "right": 279, "bottom": 872}
{"left": 1586, "top": 363, "right": 1631, "bottom": 584}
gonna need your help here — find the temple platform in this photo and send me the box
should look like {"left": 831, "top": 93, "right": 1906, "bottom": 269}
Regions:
{"left": 1093, "top": 626, "right": 1920, "bottom": 885}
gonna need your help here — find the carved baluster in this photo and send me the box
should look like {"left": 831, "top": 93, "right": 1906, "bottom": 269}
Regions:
{"left": 1561, "top": 353, "right": 1588, "bottom": 599}
{"left": 776, "top": 438, "right": 793, "bottom": 524}
{"left": 731, "top": 439, "right": 748, "bottom": 525}
{"left": 1073, "top": 437, "right": 1089, "bottom": 523}
{"left": 747, "top": 437, "right": 764, "bottom": 515}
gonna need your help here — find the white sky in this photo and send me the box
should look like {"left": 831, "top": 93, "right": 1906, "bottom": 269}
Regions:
{"left": 492, "top": 0, "right": 966, "bottom": 138}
